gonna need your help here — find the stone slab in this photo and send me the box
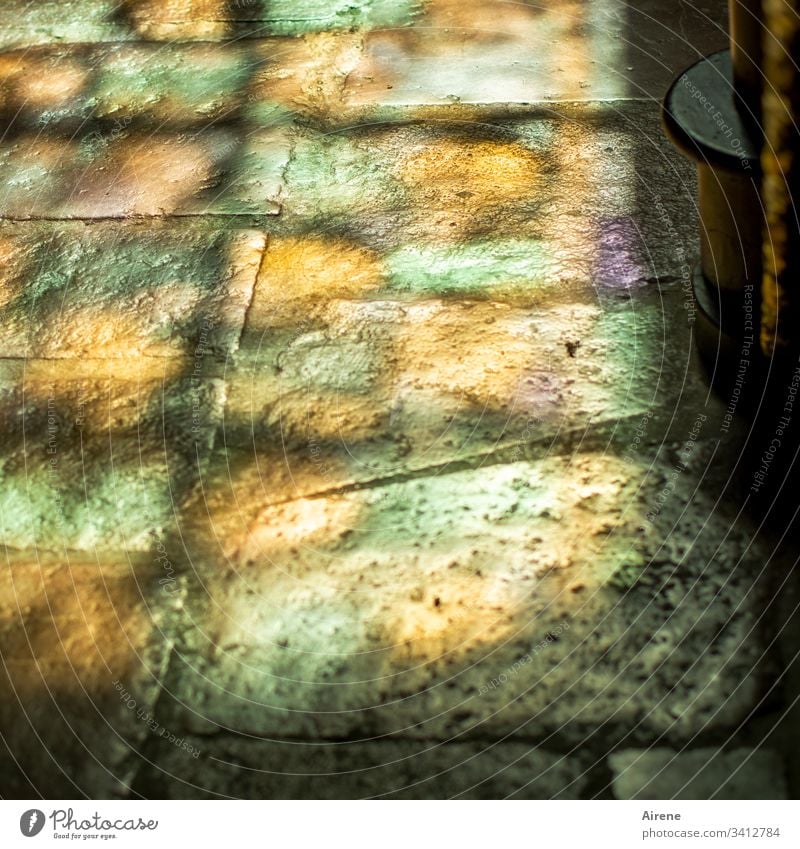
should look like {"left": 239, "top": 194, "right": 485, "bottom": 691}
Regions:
{"left": 0, "top": 125, "right": 290, "bottom": 218}
{"left": 164, "top": 449, "right": 770, "bottom": 745}
{"left": 610, "top": 747, "right": 788, "bottom": 800}
{"left": 344, "top": 0, "right": 728, "bottom": 108}
{"left": 0, "top": 552, "right": 182, "bottom": 797}
{"left": 0, "top": 222, "right": 265, "bottom": 358}
{"left": 278, "top": 105, "right": 699, "bottom": 286}
{"left": 223, "top": 281, "right": 718, "bottom": 505}
{"left": 0, "top": 0, "right": 422, "bottom": 48}
{"left": 134, "top": 736, "right": 587, "bottom": 799}
{"left": 0, "top": 359, "right": 223, "bottom": 552}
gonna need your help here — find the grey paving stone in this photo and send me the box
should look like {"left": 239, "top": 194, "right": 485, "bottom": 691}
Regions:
{"left": 225, "top": 280, "right": 719, "bottom": 506}
{"left": 134, "top": 735, "right": 587, "bottom": 799}
{"left": 0, "top": 0, "right": 422, "bottom": 47}
{"left": 610, "top": 747, "right": 788, "bottom": 800}
{"left": 0, "top": 37, "right": 363, "bottom": 128}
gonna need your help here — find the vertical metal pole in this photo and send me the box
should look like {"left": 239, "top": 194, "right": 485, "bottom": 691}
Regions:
{"left": 760, "top": 0, "right": 800, "bottom": 357}
{"left": 664, "top": 5, "right": 763, "bottom": 388}
{"left": 729, "top": 0, "right": 765, "bottom": 121}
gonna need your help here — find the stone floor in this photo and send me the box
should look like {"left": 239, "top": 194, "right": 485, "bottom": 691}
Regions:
{"left": 0, "top": 0, "right": 798, "bottom": 800}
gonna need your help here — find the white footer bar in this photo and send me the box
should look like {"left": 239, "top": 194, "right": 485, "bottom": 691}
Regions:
{"left": 2, "top": 800, "right": 797, "bottom": 848}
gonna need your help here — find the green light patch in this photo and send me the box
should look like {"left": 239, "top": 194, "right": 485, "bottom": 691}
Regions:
{"left": 258, "top": 0, "right": 423, "bottom": 35}
{"left": 385, "top": 240, "right": 555, "bottom": 296}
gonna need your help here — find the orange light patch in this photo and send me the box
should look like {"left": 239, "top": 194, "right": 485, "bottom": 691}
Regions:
{"left": 73, "top": 136, "right": 219, "bottom": 217}
{"left": 265, "top": 236, "right": 383, "bottom": 302}
{"left": 394, "top": 302, "right": 537, "bottom": 408}
{"left": 15, "top": 59, "right": 90, "bottom": 109}
{"left": 251, "top": 33, "right": 363, "bottom": 119}
{"left": 120, "top": 0, "right": 230, "bottom": 40}
{"left": 251, "top": 236, "right": 384, "bottom": 328}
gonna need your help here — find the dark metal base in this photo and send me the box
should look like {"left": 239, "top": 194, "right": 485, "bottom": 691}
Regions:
{"left": 691, "top": 265, "right": 760, "bottom": 400}
{"left": 692, "top": 264, "right": 800, "bottom": 414}
{"left": 663, "top": 50, "right": 760, "bottom": 173}
{"left": 664, "top": 49, "right": 800, "bottom": 521}
{"left": 663, "top": 51, "right": 765, "bottom": 404}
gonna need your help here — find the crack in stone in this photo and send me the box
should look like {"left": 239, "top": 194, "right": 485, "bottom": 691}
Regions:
{"left": 256, "top": 414, "right": 661, "bottom": 507}
{"left": 118, "top": 578, "right": 189, "bottom": 798}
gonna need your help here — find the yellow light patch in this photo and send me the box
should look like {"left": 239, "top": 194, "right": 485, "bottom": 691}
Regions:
{"left": 262, "top": 236, "right": 383, "bottom": 303}
{"left": 15, "top": 59, "right": 90, "bottom": 108}
{"left": 120, "top": 0, "right": 230, "bottom": 40}
{"left": 394, "top": 303, "right": 536, "bottom": 408}
{"left": 398, "top": 137, "right": 542, "bottom": 207}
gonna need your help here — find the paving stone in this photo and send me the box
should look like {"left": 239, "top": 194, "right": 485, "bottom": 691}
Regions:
{"left": 0, "top": 222, "right": 266, "bottom": 358}
{"left": 225, "top": 279, "right": 718, "bottom": 504}
{"left": 344, "top": 0, "right": 727, "bottom": 108}
{"left": 0, "top": 551, "right": 182, "bottom": 797}
{"left": 230, "top": 104, "right": 711, "bottom": 501}
{"left": 135, "top": 736, "right": 587, "bottom": 799}
{"left": 279, "top": 105, "right": 698, "bottom": 285}
{"left": 610, "top": 747, "right": 788, "bottom": 800}
{"left": 0, "top": 37, "right": 361, "bottom": 131}
{"left": 0, "top": 359, "right": 223, "bottom": 552}
{"left": 0, "top": 123, "right": 290, "bottom": 218}
{"left": 0, "top": 0, "right": 421, "bottom": 48}
{"left": 164, "top": 448, "right": 770, "bottom": 745}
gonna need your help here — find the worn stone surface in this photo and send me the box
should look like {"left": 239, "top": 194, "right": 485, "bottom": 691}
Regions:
{"left": 226, "top": 284, "right": 717, "bottom": 503}
{"left": 277, "top": 107, "right": 698, "bottom": 281}
{"left": 0, "top": 0, "right": 793, "bottom": 802}
{"left": 0, "top": 552, "right": 181, "bottom": 797}
{"left": 0, "top": 38, "right": 362, "bottom": 130}
{"left": 0, "top": 0, "right": 422, "bottom": 47}
{"left": 610, "top": 747, "right": 789, "bottom": 800}
{"left": 0, "top": 222, "right": 265, "bottom": 358}
{"left": 163, "top": 447, "right": 770, "bottom": 746}
{"left": 0, "top": 359, "right": 222, "bottom": 552}
{"left": 0, "top": 126, "right": 290, "bottom": 218}
{"left": 134, "top": 736, "right": 587, "bottom": 799}
{"left": 345, "top": 0, "right": 728, "bottom": 108}
{"left": 0, "top": 0, "right": 725, "bottom": 99}
{"left": 0, "top": 44, "right": 254, "bottom": 129}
